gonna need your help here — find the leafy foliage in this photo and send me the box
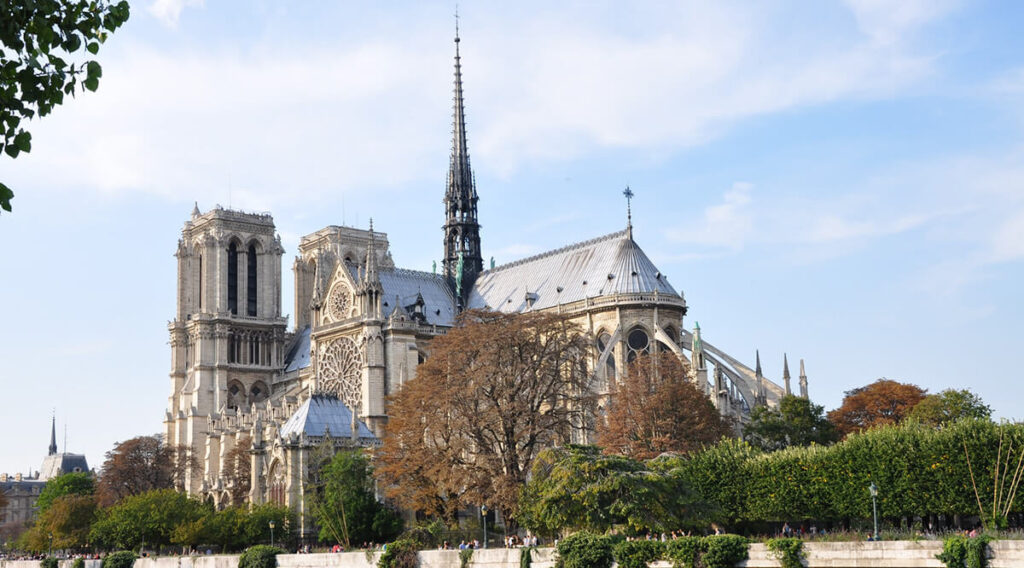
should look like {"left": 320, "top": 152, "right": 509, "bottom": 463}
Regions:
{"left": 310, "top": 449, "right": 402, "bottom": 547}
{"left": 0, "top": 0, "right": 130, "bottom": 212}
{"left": 744, "top": 395, "right": 839, "bottom": 451}
{"left": 36, "top": 472, "right": 95, "bottom": 513}
{"left": 377, "top": 539, "right": 420, "bottom": 568}
{"left": 766, "top": 538, "right": 804, "bottom": 568}
{"left": 519, "top": 445, "right": 712, "bottom": 537}
{"left": 652, "top": 439, "right": 761, "bottom": 526}
{"left": 100, "top": 551, "right": 137, "bottom": 568}
{"left": 612, "top": 539, "right": 665, "bottom": 568}
{"left": 555, "top": 531, "right": 614, "bottom": 568}
{"left": 95, "top": 435, "right": 190, "bottom": 507}
{"left": 223, "top": 436, "right": 252, "bottom": 506}
{"left": 827, "top": 379, "right": 926, "bottom": 437}
{"left": 459, "top": 548, "right": 473, "bottom": 568}
{"left": 20, "top": 494, "right": 97, "bottom": 551}
{"left": 42, "top": 558, "right": 58, "bottom": 568}
{"left": 238, "top": 545, "right": 285, "bottom": 568}
{"left": 909, "top": 389, "right": 992, "bottom": 428}
{"left": 665, "top": 536, "right": 704, "bottom": 568}
{"left": 376, "top": 310, "right": 592, "bottom": 527}
{"left": 72, "top": 558, "right": 85, "bottom": 568}
{"left": 936, "top": 535, "right": 991, "bottom": 568}
{"left": 90, "top": 489, "right": 207, "bottom": 550}
{"left": 598, "top": 352, "right": 731, "bottom": 460}
{"left": 702, "top": 535, "right": 749, "bottom": 568}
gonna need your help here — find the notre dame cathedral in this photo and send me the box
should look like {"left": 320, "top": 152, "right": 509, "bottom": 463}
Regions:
{"left": 164, "top": 30, "right": 807, "bottom": 535}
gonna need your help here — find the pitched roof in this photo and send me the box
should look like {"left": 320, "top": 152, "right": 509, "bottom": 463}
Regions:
{"left": 348, "top": 266, "right": 457, "bottom": 326}
{"left": 278, "top": 395, "right": 376, "bottom": 441}
{"left": 467, "top": 230, "right": 679, "bottom": 312}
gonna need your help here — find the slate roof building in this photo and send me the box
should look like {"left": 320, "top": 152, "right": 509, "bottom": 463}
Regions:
{"left": 1, "top": 418, "right": 89, "bottom": 532}
{"left": 164, "top": 26, "right": 805, "bottom": 536}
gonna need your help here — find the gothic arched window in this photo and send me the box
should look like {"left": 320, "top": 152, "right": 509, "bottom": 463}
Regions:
{"left": 227, "top": 242, "right": 238, "bottom": 315}
{"left": 247, "top": 243, "right": 258, "bottom": 316}
{"left": 626, "top": 327, "right": 650, "bottom": 363}
{"left": 596, "top": 332, "right": 616, "bottom": 379}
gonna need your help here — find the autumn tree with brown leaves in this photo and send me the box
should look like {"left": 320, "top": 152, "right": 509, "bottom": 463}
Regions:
{"left": 96, "top": 435, "right": 198, "bottom": 506}
{"left": 827, "top": 378, "right": 927, "bottom": 437}
{"left": 597, "top": 351, "right": 732, "bottom": 460}
{"left": 223, "top": 436, "right": 252, "bottom": 506}
{"left": 374, "top": 310, "right": 593, "bottom": 528}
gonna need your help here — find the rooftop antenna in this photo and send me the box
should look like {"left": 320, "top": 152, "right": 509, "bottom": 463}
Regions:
{"left": 623, "top": 186, "right": 634, "bottom": 239}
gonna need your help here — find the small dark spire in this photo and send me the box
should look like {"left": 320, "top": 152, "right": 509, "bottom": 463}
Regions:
{"left": 48, "top": 414, "right": 57, "bottom": 456}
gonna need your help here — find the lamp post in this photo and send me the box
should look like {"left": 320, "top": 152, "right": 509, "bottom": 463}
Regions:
{"left": 480, "top": 505, "right": 489, "bottom": 549}
{"left": 869, "top": 482, "right": 879, "bottom": 541}
{"left": 269, "top": 520, "right": 276, "bottom": 547}
{"left": 48, "top": 532, "right": 53, "bottom": 557}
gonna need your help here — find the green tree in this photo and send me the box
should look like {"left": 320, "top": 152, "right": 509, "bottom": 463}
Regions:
{"left": 654, "top": 438, "right": 761, "bottom": 527}
{"left": 743, "top": 395, "right": 839, "bottom": 451}
{"left": 0, "top": 0, "right": 130, "bottom": 212}
{"left": 310, "top": 449, "right": 402, "bottom": 547}
{"left": 519, "top": 445, "right": 712, "bottom": 537}
{"left": 20, "top": 494, "right": 97, "bottom": 552}
{"left": 36, "top": 472, "right": 95, "bottom": 514}
{"left": 90, "top": 489, "right": 207, "bottom": 550}
{"left": 907, "top": 388, "right": 992, "bottom": 427}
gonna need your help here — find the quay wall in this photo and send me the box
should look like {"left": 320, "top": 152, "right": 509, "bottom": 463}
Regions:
{"left": 5, "top": 540, "right": 1024, "bottom": 568}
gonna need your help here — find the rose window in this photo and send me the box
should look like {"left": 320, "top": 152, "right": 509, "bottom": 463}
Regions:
{"left": 327, "top": 285, "right": 351, "bottom": 322}
{"left": 317, "top": 336, "right": 362, "bottom": 412}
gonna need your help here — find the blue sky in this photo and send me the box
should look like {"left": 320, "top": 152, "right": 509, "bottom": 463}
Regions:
{"left": 2, "top": 0, "right": 1024, "bottom": 473}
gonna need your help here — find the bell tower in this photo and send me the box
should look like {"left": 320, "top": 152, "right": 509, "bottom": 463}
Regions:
{"left": 166, "top": 204, "right": 287, "bottom": 495}
{"left": 442, "top": 23, "right": 483, "bottom": 306}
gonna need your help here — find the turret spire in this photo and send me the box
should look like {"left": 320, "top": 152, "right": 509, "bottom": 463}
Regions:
{"left": 754, "top": 350, "right": 767, "bottom": 407}
{"left": 799, "top": 358, "right": 809, "bottom": 398}
{"left": 443, "top": 14, "right": 483, "bottom": 308}
{"left": 783, "top": 353, "right": 792, "bottom": 396}
{"left": 48, "top": 414, "right": 57, "bottom": 456}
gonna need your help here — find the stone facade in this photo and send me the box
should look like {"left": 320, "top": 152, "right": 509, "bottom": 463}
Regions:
{"left": 164, "top": 31, "right": 803, "bottom": 533}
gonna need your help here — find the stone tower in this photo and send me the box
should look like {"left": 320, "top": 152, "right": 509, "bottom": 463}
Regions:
{"left": 166, "top": 205, "right": 288, "bottom": 495}
{"left": 442, "top": 26, "right": 483, "bottom": 306}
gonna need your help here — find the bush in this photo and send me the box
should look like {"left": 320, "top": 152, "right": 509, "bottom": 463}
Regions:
{"left": 665, "top": 536, "right": 705, "bottom": 568}
{"left": 377, "top": 539, "right": 419, "bottom": 568}
{"left": 101, "top": 551, "right": 137, "bottom": 568}
{"left": 459, "top": 548, "right": 473, "bottom": 568}
{"left": 42, "top": 558, "right": 58, "bottom": 568}
{"left": 238, "top": 545, "right": 286, "bottom": 568}
{"left": 555, "top": 531, "right": 614, "bottom": 568}
{"left": 702, "top": 535, "right": 748, "bottom": 568}
{"left": 73, "top": 558, "right": 85, "bottom": 568}
{"left": 613, "top": 539, "right": 665, "bottom": 568}
{"left": 937, "top": 535, "right": 992, "bottom": 568}
{"left": 766, "top": 538, "right": 804, "bottom": 568}
{"left": 520, "top": 546, "right": 533, "bottom": 568}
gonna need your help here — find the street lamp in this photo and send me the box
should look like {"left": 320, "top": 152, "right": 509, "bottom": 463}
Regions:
{"left": 269, "top": 520, "right": 276, "bottom": 547}
{"left": 869, "top": 482, "right": 879, "bottom": 541}
{"left": 48, "top": 532, "right": 53, "bottom": 557}
{"left": 480, "top": 505, "right": 489, "bottom": 549}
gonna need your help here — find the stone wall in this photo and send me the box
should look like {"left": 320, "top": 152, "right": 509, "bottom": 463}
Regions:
{"left": 5, "top": 540, "right": 1024, "bottom": 568}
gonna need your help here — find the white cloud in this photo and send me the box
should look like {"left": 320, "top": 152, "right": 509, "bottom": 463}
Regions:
{"left": 843, "top": 0, "right": 960, "bottom": 46}
{"left": 148, "top": 0, "right": 204, "bottom": 28}
{"left": 665, "top": 182, "right": 755, "bottom": 250}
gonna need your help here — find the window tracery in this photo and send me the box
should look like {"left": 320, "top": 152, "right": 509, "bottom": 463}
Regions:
{"left": 317, "top": 336, "right": 362, "bottom": 413}
{"left": 626, "top": 327, "right": 650, "bottom": 363}
{"left": 325, "top": 283, "right": 352, "bottom": 322}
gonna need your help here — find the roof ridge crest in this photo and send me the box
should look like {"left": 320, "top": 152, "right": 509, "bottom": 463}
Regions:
{"left": 485, "top": 229, "right": 629, "bottom": 274}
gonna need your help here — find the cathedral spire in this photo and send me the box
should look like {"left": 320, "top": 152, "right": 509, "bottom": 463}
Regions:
{"left": 623, "top": 186, "right": 634, "bottom": 239}
{"left": 48, "top": 414, "right": 57, "bottom": 456}
{"left": 783, "top": 353, "right": 792, "bottom": 396}
{"left": 443, "top": 15, "right": 483, "bottom": 307}
{"left": 754, "top": 350, "right": 767, "bottom": 407}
